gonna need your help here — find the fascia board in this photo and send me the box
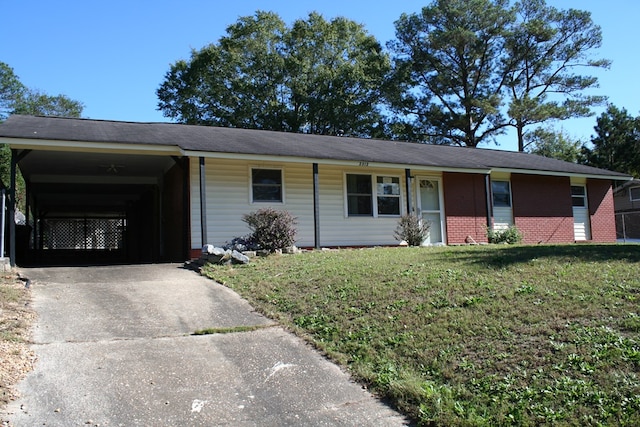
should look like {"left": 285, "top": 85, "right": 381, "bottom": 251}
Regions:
{"left": 490, "top": 167, "right": 633, "bottom": 182}
{"left": 0, "top": 137, "right": 182, "bottom": 156}
{"left": 183, "top": 150, "right": 490, "bottom": 175}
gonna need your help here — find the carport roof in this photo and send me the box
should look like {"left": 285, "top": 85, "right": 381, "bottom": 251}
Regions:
{"left": 0, "top": 114, "right": 632, "bottom": 179}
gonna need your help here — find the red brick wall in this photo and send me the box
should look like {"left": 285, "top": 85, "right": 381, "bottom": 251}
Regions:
{"left": 588, "top": 179, "right": 616, "bottom": 242}
{"left": 510, "top": 174, "right": 574, "bottom": 244}
{"left": 443, "top": 172, "right": 489, "bottom": 244}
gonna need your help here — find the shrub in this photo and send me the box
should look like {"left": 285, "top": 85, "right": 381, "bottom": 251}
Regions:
{"left": 487, "top": 225, "right": 523, "bottom": 244}
{"left": 394, "top": 214, "right": 430, "bottom": 246}
{"left": 242, "top": 208, "right": 297, "bottom": 252}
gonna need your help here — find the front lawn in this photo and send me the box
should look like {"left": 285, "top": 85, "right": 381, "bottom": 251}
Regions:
{"left": 202, "top": 244, "right": 640, "bottom": 426}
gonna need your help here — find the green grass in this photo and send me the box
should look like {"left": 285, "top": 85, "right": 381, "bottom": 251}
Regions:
{"left": 202, "top": 244, "right": 640, "bottom": 426}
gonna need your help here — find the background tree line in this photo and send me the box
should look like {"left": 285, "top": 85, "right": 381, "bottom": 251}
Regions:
{"left": 1, "top": 0, "right": 637, "bottom": 180}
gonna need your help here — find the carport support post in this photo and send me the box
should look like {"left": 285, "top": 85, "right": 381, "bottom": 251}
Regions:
{"left": 313, "top": 163, "right": 320, "bottom": 249}
{"left": 199, "top": 157, "right": 207, "bottom": 246}
{"left": 9, "top": 150, "right": 17, "bottom": 266}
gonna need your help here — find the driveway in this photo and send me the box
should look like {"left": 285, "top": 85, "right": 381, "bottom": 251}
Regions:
{"left": 2, "top": 264, "right": 409, "bottom": 426}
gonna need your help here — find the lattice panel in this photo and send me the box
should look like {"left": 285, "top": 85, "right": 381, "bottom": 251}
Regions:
{"left": 42, "top": 218, "right": 125, "bottom": 250}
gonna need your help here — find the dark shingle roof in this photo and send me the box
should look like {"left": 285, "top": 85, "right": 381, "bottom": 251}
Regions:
{"left": 0, "top": 115, "right": 630, "bottom": 178}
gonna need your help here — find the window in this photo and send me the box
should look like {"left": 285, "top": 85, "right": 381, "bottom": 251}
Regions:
{"left": 491, "top": 181, "right": 511, "bottom": 207}
{"left": 377, "top": 176, "right": 401, "bottom": 215}
{"left": 251, "top": 168, "right": 282, "bottom": 202}
{"left": 630, "top": 186, "right": 640, "bottom": 202}
{"left": 571, "top": 185, "right": 587, "bottom": 207}
{"left": 346, "top": 174, "right": 373, "bottom": 216}
{"left": 346, "top": 174, "right": 401, "bottom": 217}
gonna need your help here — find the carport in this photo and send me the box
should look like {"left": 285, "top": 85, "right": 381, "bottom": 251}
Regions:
{"left": 3, "top": 121, "right": 190, "bottom": 266}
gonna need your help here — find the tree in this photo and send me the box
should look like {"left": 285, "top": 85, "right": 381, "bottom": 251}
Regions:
{"left": 157, "top": 11, "right": 390, "bottom": 137}
{"left": 582, "top": 105, "right": 640, "bottom": 177}
{"left": 0, "top": 62, "right": 26, "bottom": 121}
{"left": 525, "top": 126, "right": 582, "bottom": 163}
{"left": 387, "top": 0, "right": 515, "bottom": 147}
{"left": 12, "top": 89, "right": 84, "bottom": 118}
{"left": 386, "top": 0, "right": 608, "bottom": 149}
{"left": 504, "top": 0, "right": 609, "bottom": 151}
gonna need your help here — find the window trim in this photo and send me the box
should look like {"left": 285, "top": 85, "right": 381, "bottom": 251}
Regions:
{"left": 630, "top": 186, "right": 640, "bottom": 202}
{"left": 250, "top": 167, "right": 284, "bottom": 204}
{"left": 344, "top": 173, "right": 403, "bottom": 218}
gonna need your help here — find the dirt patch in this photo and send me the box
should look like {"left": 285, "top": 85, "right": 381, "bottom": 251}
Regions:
{"left": 0, "top": 271, "right": 36, "bottom": 409}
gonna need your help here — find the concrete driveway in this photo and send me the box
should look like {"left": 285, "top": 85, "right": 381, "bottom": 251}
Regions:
{"left": 2, "top": 264, "right": 409, "bottom": 426}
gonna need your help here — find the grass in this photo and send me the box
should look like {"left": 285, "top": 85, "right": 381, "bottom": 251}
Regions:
{"left": 202, "top": 244, "right": 640, "bottom": 426}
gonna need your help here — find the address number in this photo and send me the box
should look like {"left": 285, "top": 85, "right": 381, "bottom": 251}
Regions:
{"left": 358, "top": 161, "right": 369, "bottom": 167}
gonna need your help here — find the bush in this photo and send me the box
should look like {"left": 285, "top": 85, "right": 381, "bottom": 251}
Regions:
{"left": 242, "top": 208, "right": 297, "bottom": 252}
{"left": 394, "top": 214, "right": 430, "bottom": 246}
{"left": 487, "top": 226, "right": 523, "bottom": 244}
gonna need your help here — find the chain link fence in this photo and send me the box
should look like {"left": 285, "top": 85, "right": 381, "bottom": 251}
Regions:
{"left": 616, "top": 212, "right": 640, "bottom": 242}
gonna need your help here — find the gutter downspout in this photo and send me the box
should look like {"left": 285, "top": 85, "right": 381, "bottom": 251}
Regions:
{"left": 405, "top": 169, "right": 412, "bottom": 214}
{"left": 484, "top": 174, "right": 492, "bottom": 229}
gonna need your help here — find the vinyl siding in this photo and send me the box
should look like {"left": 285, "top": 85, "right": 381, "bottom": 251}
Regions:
{"left": 316, "top": 165, "right": 406, "bottom": 247}
{"left": 190, "top": 159, "right": 408, "bottom": 248}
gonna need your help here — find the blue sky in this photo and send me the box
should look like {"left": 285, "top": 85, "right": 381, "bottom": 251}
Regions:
{"left": 2, "top": 0, "right": 638, "bottom": 151}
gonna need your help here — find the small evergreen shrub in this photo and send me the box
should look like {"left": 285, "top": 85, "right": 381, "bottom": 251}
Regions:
{"left": 242, "top": 208, "right": 297, "bottom": 252}
{"left": 487, "top": 226, "right": 523, "bottom": 244}
{"left": 394, "top": 214, "right": 430, "bottom": 246}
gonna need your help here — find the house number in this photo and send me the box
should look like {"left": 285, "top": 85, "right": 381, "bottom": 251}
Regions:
{"left": 358, "top": 161, "right": 369, "bottom": 167}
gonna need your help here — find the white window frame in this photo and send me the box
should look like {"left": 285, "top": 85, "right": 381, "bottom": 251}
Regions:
{"left": 344, "top": 173, "right": 403, "bottom": 218}
{"left": 571, "top": 185, "right": 588, "bottom": 208}
{"left": 630, "top": 186, "right": 640, "bottom": 202}
{"left": 250, "top": 167, "right": 284, "bottom": 204}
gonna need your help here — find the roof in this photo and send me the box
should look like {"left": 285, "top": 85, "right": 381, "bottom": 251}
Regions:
{"left": 0, "top": 115, "right": 632, "bottom": 179}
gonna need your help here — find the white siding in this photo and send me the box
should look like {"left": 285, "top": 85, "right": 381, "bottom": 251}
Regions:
{"left": 190, "top": 159, "right": 409, "bottom": 248}
{"left": 573, "top": 208, "right": 591, "bottom": 241}
{"left": 493, "top": 207, "right": 513, "bottom": 230}
{"left": 317, "top": 165, "right": 406, "bottom": 246}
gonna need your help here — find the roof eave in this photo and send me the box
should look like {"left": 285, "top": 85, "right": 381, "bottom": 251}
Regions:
{"left": 183, "top": 149, "right": 491, "bottom": 174}
{"left": 490, "top": 167, "right": 632, "bottom": 181}
{"left": 0, "top": 136, "right": 182, "bottom": 156}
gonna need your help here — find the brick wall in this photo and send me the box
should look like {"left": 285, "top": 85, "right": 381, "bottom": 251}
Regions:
{"left": 588, "top": 179, "right": 616, "bottom": 242}
{"left": 443, "top": 172, "right": 489, "bottom": 244}
{"left": 511, "top": 174, "right": 574, "bottom": 244}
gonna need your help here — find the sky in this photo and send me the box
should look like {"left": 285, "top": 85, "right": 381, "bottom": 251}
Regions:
{"left": 2, "top": 0, "right": 639, "bottom": 152}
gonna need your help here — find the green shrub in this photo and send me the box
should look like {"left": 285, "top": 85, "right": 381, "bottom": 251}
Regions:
{"left": 487, "top": 225, "right": 523, "bottom": 244}
{"left": 242, "top": 208, "right": 297, "bottom": 252}
{"left": 394, "top": 214, "right": 430, "bottom": 246}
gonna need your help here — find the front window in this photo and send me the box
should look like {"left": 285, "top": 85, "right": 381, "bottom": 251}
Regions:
{"left": 630, "top": 186, "right": 640, "bottom": 202}
{"left": 376, "top": 176, "right": 401, "bottom": 215}
{"left": 346, "top": 174, "right": 401, "bottom": 217}
{"left": 346, "top": 174, "right": 373, "bottom": 216}
{"left": 251, "top": 168, "right": 282, "bottom": 202}
{"left": 492, "top": 181, "right": 511, "bottom": 207}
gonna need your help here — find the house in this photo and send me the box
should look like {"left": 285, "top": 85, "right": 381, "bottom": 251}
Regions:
{"left": 613, "top": 179, "right": 640, "bottom": 240}
{"left": 0, "top": 115, "right": 632, "bottom": 266}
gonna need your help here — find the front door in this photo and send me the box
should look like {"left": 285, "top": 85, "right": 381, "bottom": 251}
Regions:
{"left": 417, "top": 178, "right": 445, "bottom": 245}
